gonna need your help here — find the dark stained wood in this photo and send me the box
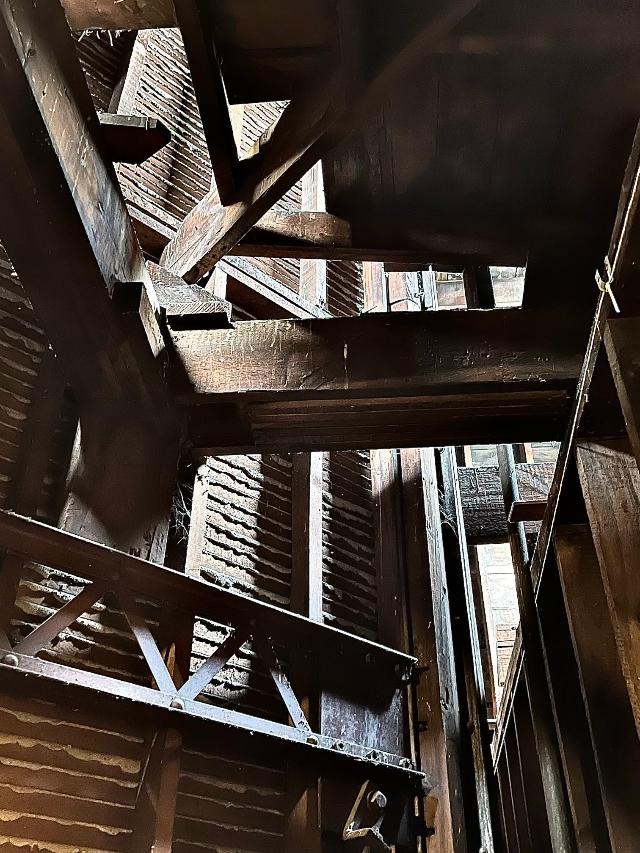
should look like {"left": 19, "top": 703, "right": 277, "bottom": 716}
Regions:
{"left": 61, "top": 0, "right": 176, "bottom": 29}
{"left": 400, "top": 447, "right": 466, "bottom": 853}
{"left": 497, "top": 445, "right": 578, "bottom": 853}
{"left": 290, "top": 453, "right": 324, "bottom": 621}
{"left": 99, "top": 112, "right": 171, "bottom": 164}
{"left": 0, "top": 0, "right": 178, "bottom": 538}
{"left": 172, "top": 308, "right": 584, "bottom": 400}
{"left": 508, "top": 500, "right": 547, "bottom": 523}
{"left": 439, "top": 448, "right": 497, "bottom": 853}
{"left": 463, "top": 266, "right": 496, "bottom": 310}
{"left": 554, "top": 524, "right": 640, "bottom": 853}
{"left": 161, "top": 0, "right": 482, "bottom": 282}
{"left": 459, "top": 463, "right": 555, "bottom": 543}
{"left": 575, "top": 441, "right": 640, "bottom": 735}
{"left": 174, "top": 0, "right": 239, "bottom": 204}
{"left": 604, "top": 316, "right": 640, "bottom": 470}
{"left": 370, "top": 449, "right": 406, "bottom": 650}
{"left": 179, "top": 308, "right": 582, "bottom": 453}
{"left": 0, "top": 509, "right": 415, "bottom": 683}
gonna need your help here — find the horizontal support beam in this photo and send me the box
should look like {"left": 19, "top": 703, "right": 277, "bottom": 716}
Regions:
{"left": 61, "top": 0, "right": 176, "bottom": 30}
{"left": 172, "top": 308, "right": 585, "bottom": 400}
{"left": 176, "top": 308, "right": 586, "bottom": 452}
{"left": 459, "top": 463, "right": 555, "bottom": 542}
{"left": 0, "top": 652, "right": 422, "bottom": 783}
{"left": 99, "top": 113, "right": 171, "bottom": 164}
{"left": 0, "top": 510, "right": 414, "bottom": 688}
{"left": 508, "top": 499, "right": 547, "bottom": 523}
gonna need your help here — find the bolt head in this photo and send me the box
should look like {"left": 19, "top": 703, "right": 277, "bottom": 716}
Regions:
{"left": 2, "top": 653, "right": 18, "bottom": 667}
{"left": 306, "top": 734, "right": 318, "bottom": 746}
{"left": 367, "top": 790, "right": 387, "bottom": 811}
{"left": 399, "top": 757, "right": 413, "bottom": 769}
{"left": 170, "top": 696, "right": 185, "bottom": 711}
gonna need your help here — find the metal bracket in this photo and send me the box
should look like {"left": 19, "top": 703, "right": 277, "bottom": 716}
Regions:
{"left": 342, "top": 781, "right": 391, "bottom": 852}
{"left": 596, "top": 255, "right": 621, "bottom": 313}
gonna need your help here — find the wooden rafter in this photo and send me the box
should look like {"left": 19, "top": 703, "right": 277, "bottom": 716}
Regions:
{"left": 161, "top": 0, "right": 482, "bottom": 282}
{"left": 61, "top": 0, "right": 176, "bottom": 30}
{"left": 0, "top": 0, "right": 177, "bottom": 537}
{"left": 174, "top": 0, "right": 239, "bottom": 204}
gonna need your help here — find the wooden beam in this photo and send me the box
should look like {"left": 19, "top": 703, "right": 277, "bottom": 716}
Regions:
{"left": 172, "top": 308, "right": 584, "bottom": 400}
{"left": 173, "top": 0, "right": 239, "bottom": 204}
{"left": 290, "top": 453, "right": 324, "bottom": 621}
{"left": 178, "top": 308, "right": 584, "bottom": 453}
{"left": 161, "top": 0, "right": 482, "bottom": 282}
{"left": 0, "top": 0, "right": 177, "bottom": 538}
{"left": 61, "top": 0, "right": 176, "bottom": 30}
{"left": 98, "top": 112, "right": 171, "bottom": 165}
{"left": 497, "top": 445, "right": 578, "bottom": 853}
{"left": 299, "top": 166, "right": 328, "bottom": 308}
{"left": 554, "top": 524, "right": 640, "bottom": 853}
{"left": 439, "top": 448, "right": 498, "bottom": 853}
{"left": 400, "top": 447, "right": 466, "bottom": 852}
{"left": 575, "top": 441, "right": 640, "bottom": 734}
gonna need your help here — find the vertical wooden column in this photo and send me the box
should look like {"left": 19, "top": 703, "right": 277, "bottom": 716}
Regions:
{"left": 285, "top": 451, "right": 323, "bottom": 852}
{"left": 575, "top": 441, "right": 640, "bottom": 735}
{"left": 362, "top": 261, "right": 387, "bottom": 312}
{"left": 497, "top": 445, "right": 577, "bottom": 853}
{"left": 131, "top": 609, "right": 192, "bottom": 852}
{"left": 440, "top": 447, "right": 498, "bottom": 853}
{"left": 463, "top": 266, "right": 495, "bottom": 310}
{"left": 554, "top": 523, "right": 639, "bottom": 852}
{"left": 299, "top": 164, "right": 327, "bottom": 309}
{"left": 400, "top": 446, "right": 466, "bottom": 853}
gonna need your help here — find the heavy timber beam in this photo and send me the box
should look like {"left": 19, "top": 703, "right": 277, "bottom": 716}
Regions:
{"left": 161, "top": 0, "right": 482, "bottom": 282}
{"left": 61, "top": 0, "right": 176, "bottom": 30}
{"left": 0, "top": 510, "right": 414, "bottom": 686}
{"left": 175, "top": 308, "right": 586, "bottom": 453}
{"left": 0, "top": 0, "right": 177, "bottom": 538}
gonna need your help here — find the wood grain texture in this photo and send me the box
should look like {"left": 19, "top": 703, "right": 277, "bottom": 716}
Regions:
{"left": 576, "top": 441, "right": 640, "bottom": 737}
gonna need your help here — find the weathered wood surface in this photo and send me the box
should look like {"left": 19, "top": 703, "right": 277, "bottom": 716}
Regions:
{"left": 400, "top": 447, "right": 465, "bottom": 853}
{"left": 576, "top": 441, "right": 640, "bottom": 737}
{"left": 459, "top": 463, "right": 555, "bottom": 542}
{"left": 174, "top": 0, "right": 238, "bottom": 204}
{"left": 554, "top": 525, "right": 640, "bottom": 853}
{"left": 604, "top": 316, "right": 640, "bottom": 472}
{"left": 172, "top": 308, "right": 584, "bottom": 399}
{"left": 0, "top": 0, "right": 177, "bottom": 537}
{"left": 61, "top": 0, "right": 176, "bottom": 30}
{"left": 176, "top": 308, "right": 582, "bottom": 452}
{"left": 161, "top": 0, "right": 482, "bottom": 281}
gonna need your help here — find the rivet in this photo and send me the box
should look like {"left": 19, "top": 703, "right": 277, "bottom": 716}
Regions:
{"left": 399, "top": 757, "right": 412, "bottom": 769}
{"left": 2, "top": 653, "right": 18, "bottom": 667}
{"left": 170, "top": 696, "right": 185, "bottom": 711}
{"left": 306, "top": 734, "right": 318, "bottom": 746}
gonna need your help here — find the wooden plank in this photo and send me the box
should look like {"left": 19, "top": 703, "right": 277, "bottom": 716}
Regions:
{"left": 439, "top": 447, "right": 498, "bottom": 853}
{"left": 554, "top": 525, "right": 640, "bottom": 852}
{"left": 508, "top": 499, "right": 547, "bottom": 523}
{"left": 290, "top": 453, "right": 324, "bottom": 621}
{"left": 0, "top": 509, "right": 415, "bottom": 683}
{"left": 173, "top": 0, "right": 239, "bottom": 204}
{"left": 604, "top": 316, "right": 640, "bottom": 469}
{"left": 171, "top": 308, "right": 584, "bottom": 400}
{"left": 497, "top": 444, "right": 578, "bottom": 853}
{"left": 400, "top": 447, "right": 466, "bottom": 853}
{"left": 299, "top": 166, "right": 328, "bottom": 308}
{"left": 99, "top": 112, "right": 171, "bottom": 164}
{"left": 0, "top": 0, "right": 177, "bottom": 538}
{"left": 61, "top": 0, "right": 176, "bottom": 29}
{"left": 575, "top": 441, "right": 640, "bottom": 735}
{"left": 160, "top": 0, "right": 482, "bottom": 282}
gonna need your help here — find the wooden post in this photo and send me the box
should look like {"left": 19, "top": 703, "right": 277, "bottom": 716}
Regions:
{"left": 286, "top": 451, "right": 323, "bottom": 852}
{"left": 463, "top": 266, "right": 495, "bottom": 309}
{"left": 400, "top": 447, "right": 466, "bottom": 853}
{"left": 554, "top": 524, "right": 640, "bottom": 852}
{"left": 497, "top": 444, "right": 577, "bottom": 853}
{"left": 439, "top": 447, "right": 498, "bottom": 853}
{"left": 575, "top": 441, "right": 640, "bottom": 735}
{"left": 299, "top": 164, "right": 327, "bottom": 309}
